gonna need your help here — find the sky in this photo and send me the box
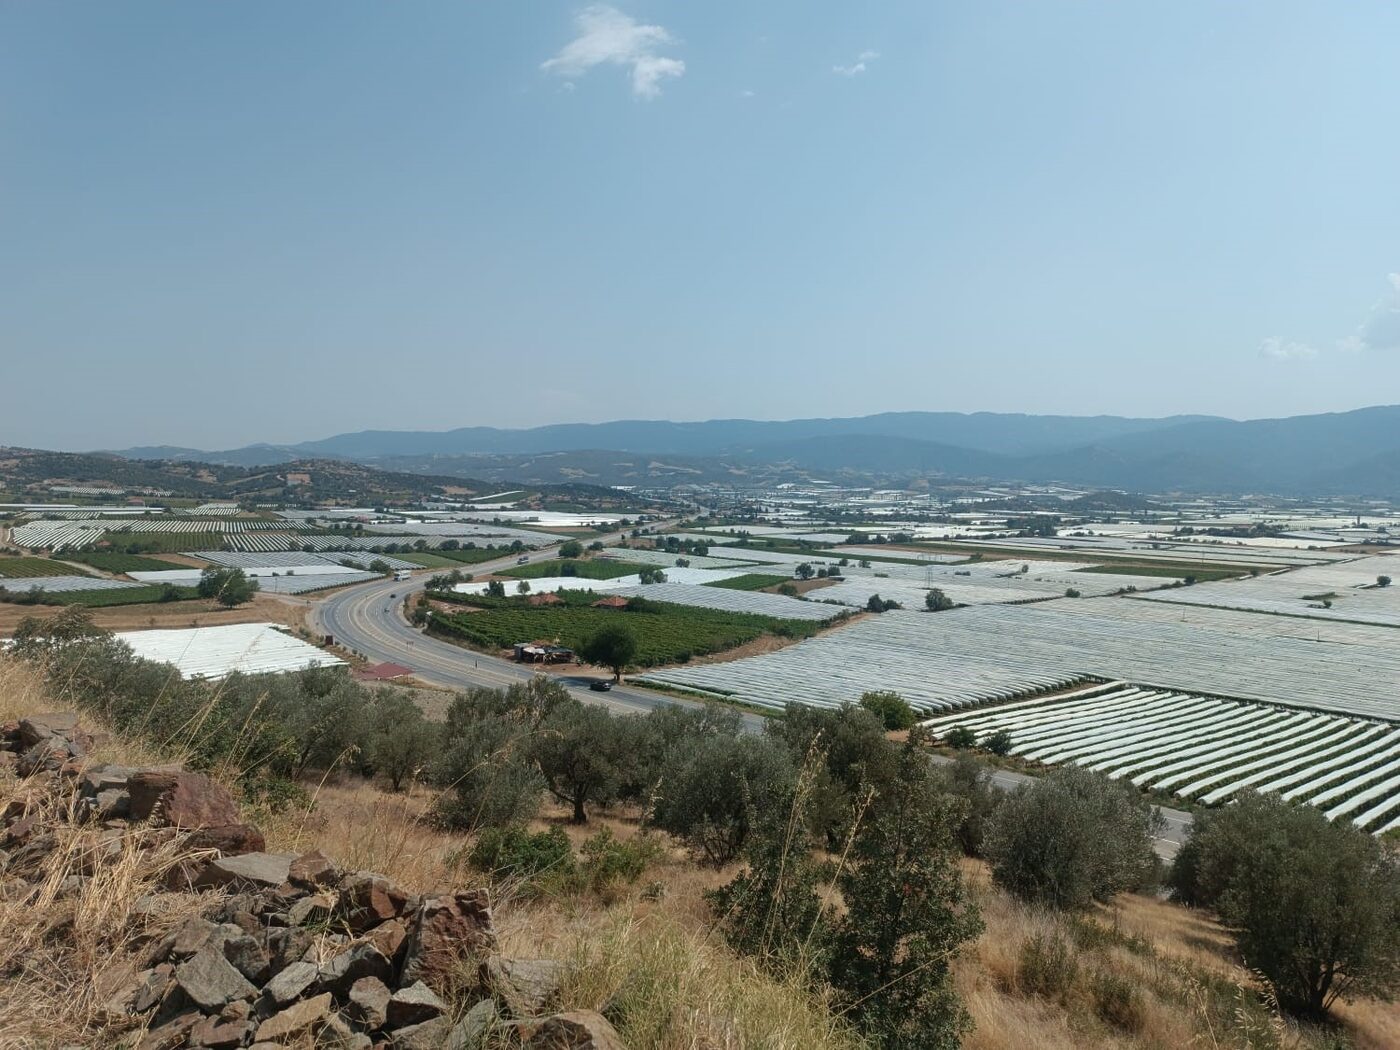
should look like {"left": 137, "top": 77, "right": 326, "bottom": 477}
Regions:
{"left": 2, "top": 1, "right": 1399, "bottom": 451}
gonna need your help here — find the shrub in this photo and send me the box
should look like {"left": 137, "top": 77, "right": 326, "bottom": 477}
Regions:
{"left": 1090, "top": 969, "right": 1145, "bottom": 1031}
{"left": 944, "top": 726, "right": 976, "bottom": 750}
{"left": 858, "top": 690, "right": 916, "bottom": 731}
{"left": 1168, "top": 791, "right": 1400, "bottom": 1017}
{"left": 985, "top": 766, "right": 1163, "bottom": 910}
{"left": 924, "top": 588, "right": 955, "bottom": 611}
{"left": 468, "top": 825, "right": 575, "bottom": 890}
{"left": 982, "top": 728, "right": 1013, "bottom": 756}
{"left": 934, "top": 752, "right": 1001, "bottom": 857}
{"left": 1018, "top": 931, "right": 1079, "bottom": 1001}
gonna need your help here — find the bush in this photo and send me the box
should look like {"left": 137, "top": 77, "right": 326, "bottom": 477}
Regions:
{"left": 924, "top": 587, "right": 955, "bottom": 612}
{"left": 858, "top": 690, "right": 916, "bottom": 731}
{"left": 1018, "top": 931, "right": 1079, "bottom": 1001}
{"left": 575, "top": 827, "right": 663, "bottom": 899}
{"left": 1168, "top": 791, "right": 1400, "bottom": 1017}
{"left": 829, "top": 737, "right": 982, "bottom": 1049}
{"left": 982, "top": 728, "right": 1013, "bottom": 756}
{"left": 944, "top": 726, "right": 976, "bottom": 750}
{"left": 651, "top": 733, "right": 795, "bottom": 865}
{"left": 468, "top": 826, "right": 575, "bottom": 891}
{"left": 934, "top": 752, "right": 1001, "bottom": 857}
{"left": 985, "top": 766, "right": 1163, "bottom": 910}
{"left": 1090, "top": 969, "right": 1145, "bottom": 1031}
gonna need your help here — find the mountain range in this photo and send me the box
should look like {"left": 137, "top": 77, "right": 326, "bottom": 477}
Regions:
{"left": 110, "top": 405, "right": 1400, "bottom": 497}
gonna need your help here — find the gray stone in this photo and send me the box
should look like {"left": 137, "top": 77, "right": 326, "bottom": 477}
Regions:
{"left": 386, "top": 980, "right": 447, "bottom": 1028}
{"left": 254, "top": 991, "right": 334, "bottom": 1043}
{"left": 448, "top": 998, "right": 499, "bottom": 1050}
{"left": 267, "top": 925, "right": 314, "bottom": 972}
{"left": 389, "top": 1016, "right": 454, "bottom": 1050}
{"left": 263, "top": 959, "right": 319, "bottom": 1006}
{"left": 346, "top": 975, "right": 391, "bottom": 1030}
{"left": 188, "top": 1012, "right": 255, "bottom": 1049}
{"left": 287, "top": 890, "right": 335, "bottom": 927}
{"left": 482, "top": 957, "right": 569, "bottom": 1019}
{"left": 80, "top": 763, "right": 133, "bottom": 796}
{"left": 138, "top": 1010, "right": 201, "bottom": 1050}
{"left": 94, "top": 788, "right": 130, "bottom": 819}
{"left": 222, "top": 933, "right": 271, "bottom": 983}
{"left": 318, "top": 941, "right": 393, "bottom": 996}
{"left": 521, "top": 1010, "right": 627, "bottom": 1050}
{"left": 174, "top": 944, "right": 257, "bottom": 1011}
{"left": 193, "top": 851, "right": 296, "bottom": 891}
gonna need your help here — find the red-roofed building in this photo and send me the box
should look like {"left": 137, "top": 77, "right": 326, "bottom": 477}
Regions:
{"left": 591, "top": 595, "right": 630, "bottom": 609}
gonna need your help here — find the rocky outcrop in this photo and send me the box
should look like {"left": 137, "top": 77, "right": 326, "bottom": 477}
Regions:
{"left": 1, "top": 712, "right": 627, "bottom": 1050}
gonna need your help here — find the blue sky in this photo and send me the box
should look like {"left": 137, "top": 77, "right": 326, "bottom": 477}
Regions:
{"left": 2, "top": 1, "right": 1399, "bottom": 450}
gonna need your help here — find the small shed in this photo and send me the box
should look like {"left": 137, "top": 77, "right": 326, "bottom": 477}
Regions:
{"left": 526, "top": 592, "right": 564, "bottom": 607}
{"left": 355, "top": 662, "right": 413, "bottom": 681}
{"left": 513, "top": 641, "right": 576, "bottom": 664}
{"left": 591, "top": 595, "right": 630, "bottom": 609}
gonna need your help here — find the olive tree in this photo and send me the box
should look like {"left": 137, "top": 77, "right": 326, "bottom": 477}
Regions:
{"left": 985, "top": 765, "right": 1163, "bottom": 909}
{"left": 1168, "top": 791, "right": 1400, "bottom": 1018}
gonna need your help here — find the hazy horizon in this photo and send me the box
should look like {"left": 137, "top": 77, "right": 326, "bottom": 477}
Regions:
{"left": 4, "top": 2, "right": 1399, "bottom": 450}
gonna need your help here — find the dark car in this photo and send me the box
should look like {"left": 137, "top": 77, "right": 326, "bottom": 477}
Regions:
{"left": 589, "top": 680, "right": 613, "bottom": 692}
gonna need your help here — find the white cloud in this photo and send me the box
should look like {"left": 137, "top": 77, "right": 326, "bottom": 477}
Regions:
{"left": 1259, "top": 337, "right": 1319, "bottom": 362}
{"left": 1357, "top": 272, "right": 1400, "bottom": 351}
{"left": 1259, "top": 273, "right": 1400, "bottom": 362}
{"left": 833, "top": 49, "right": 880, "bottom": 76}
{"left": 542, "top": 5, "right": 684, "bottom": 99}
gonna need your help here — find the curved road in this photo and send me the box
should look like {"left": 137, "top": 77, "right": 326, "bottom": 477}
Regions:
{"left": 309, "top": 533, "right": 766, "bottom": 730}
{"left": 308, "top": 537, "right": 1188, "bottom": 857}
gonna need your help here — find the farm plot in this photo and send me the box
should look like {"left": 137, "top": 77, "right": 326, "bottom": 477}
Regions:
{"left": 502, "top": 558, "right": 657, "bottom": 580}
{"left": 954, "top": 534, "right": 1352, "bottom": 569}
{"left": 0, "top": 575, "right": 142, "bottom": 596}
{"left": 920, "top": 683, "right": 1400, "bottom": 834}
{"left": 117, "top": 623, "right": 344, "bottom": 679}
{"left": 605, "top": 582, "right": 847, "bottom": 622}
{"left": 9, "top": 521, "right": 107, "bottom": 552}
{"left": 193, "top": 550, "right": 419, "bottom": 572}
{"left": 363, "top": 521, "right": 559, "bottom": 545}
{"left": 0, "top": 557, "right": 91, "bottom": 578}
{"left": 637, "top": 598, "right": 1400, "bottom": 722}
{"left": 1134, "top": 554, "right": 1400, "bottom": 628}
{"left": 430, "top": 596, "right": 826, "bottom": 668}
{"left": 60, "top": 552, "right": 186, "bottom": 573}
{"left": 597, "top": 548, "right": 759, "bottom": 571}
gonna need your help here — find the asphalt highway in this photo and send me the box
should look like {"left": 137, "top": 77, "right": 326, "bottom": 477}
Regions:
{"left": 309, "top": 531, "right": 1189, "bottom": 858}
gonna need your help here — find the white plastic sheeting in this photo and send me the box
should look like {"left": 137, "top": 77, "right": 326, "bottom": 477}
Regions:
{"left": 117, "top": 623, "right": 345, "bottom": 680}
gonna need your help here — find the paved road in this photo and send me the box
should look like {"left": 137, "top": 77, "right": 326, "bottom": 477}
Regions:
{"left": 310, "top": 530, "right": 1188, "bottom": 857}
{"left": 308, "top": 528, "right": 766, "bottom": 732}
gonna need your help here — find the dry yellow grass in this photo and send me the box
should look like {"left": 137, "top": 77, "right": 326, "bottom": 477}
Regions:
{"left": 5, "top": 652, "right": 1399, "bottom": 1050}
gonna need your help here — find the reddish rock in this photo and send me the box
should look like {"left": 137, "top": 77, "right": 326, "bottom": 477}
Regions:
{"left": 339, "top": 872, "right": 409, "bottom": 933}
{"left": 138, "top": 1010, "right": 201, "bottom": 1050}
{"left": 288, "top": 849, "right": 339, "bottom": 888}
{"left": 399, "top": 891, "right": 497, "bottom": 993}
{"left": 365, "top": 917, "right": 409, "bottom": 964}
{"left": 254, "top": 991, "right": 334, "bottom": 1043}
{"left": 128, "top": 770, "right": 240, "bottom": 827}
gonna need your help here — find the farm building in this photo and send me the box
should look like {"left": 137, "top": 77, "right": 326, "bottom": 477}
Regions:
{"left": 512, "top": 640, "right": 574, "bottom": 664}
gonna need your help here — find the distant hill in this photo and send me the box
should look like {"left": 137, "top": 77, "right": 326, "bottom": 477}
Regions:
{"left": 0, "top": 447, "right": 637, "bottom": 507}
{"left": 102, "top": 405, "right": 1400, "bottom": 497}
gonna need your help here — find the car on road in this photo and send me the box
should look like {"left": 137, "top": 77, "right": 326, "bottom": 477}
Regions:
{"left": 517, "top": 555, "right": 530, "bottom": 564}
{"left": 589, "top": 680, "right": 613, "bottom": 692}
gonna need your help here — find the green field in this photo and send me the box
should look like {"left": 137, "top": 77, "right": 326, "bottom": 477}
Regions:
{"left": 0, "top": 557, "right": 91, "bottom": 579}
{"left": 97, "top": 531, "right": 227, "bottom": 554}
{"left": 395, "top": 552, "right": 464, "bottom": 568}
{"left": 704, "top": 573, "right": 792, "bottom": 591}
{"left": 500, "top": 558, "right": 653, "bottom": 581}
{"left": 1073, "top": 563, "right": 1243, "bottom": 582}
{"left": 0, "top": 584, "right": 201, "bottom": 608}
{"left": 421, "top": 547, "right": 511, "bottom": 566}
{"left": 430, "top": 593, "right": 822, "bottom": 667}
{"left": 62, "top": 551, "right": 187, "bottom": 573}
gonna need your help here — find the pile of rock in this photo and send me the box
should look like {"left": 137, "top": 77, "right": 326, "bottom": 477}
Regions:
{"left": 2, "top": 713, "right": 626, "bottom": 1050}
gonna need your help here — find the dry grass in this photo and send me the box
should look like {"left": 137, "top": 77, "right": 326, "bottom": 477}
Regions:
{"left": 5, "top": 653, "right": 1398, "bottom": 1050}
{"left": 0, "top": 775, "right": 222, "bottom": 1048}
